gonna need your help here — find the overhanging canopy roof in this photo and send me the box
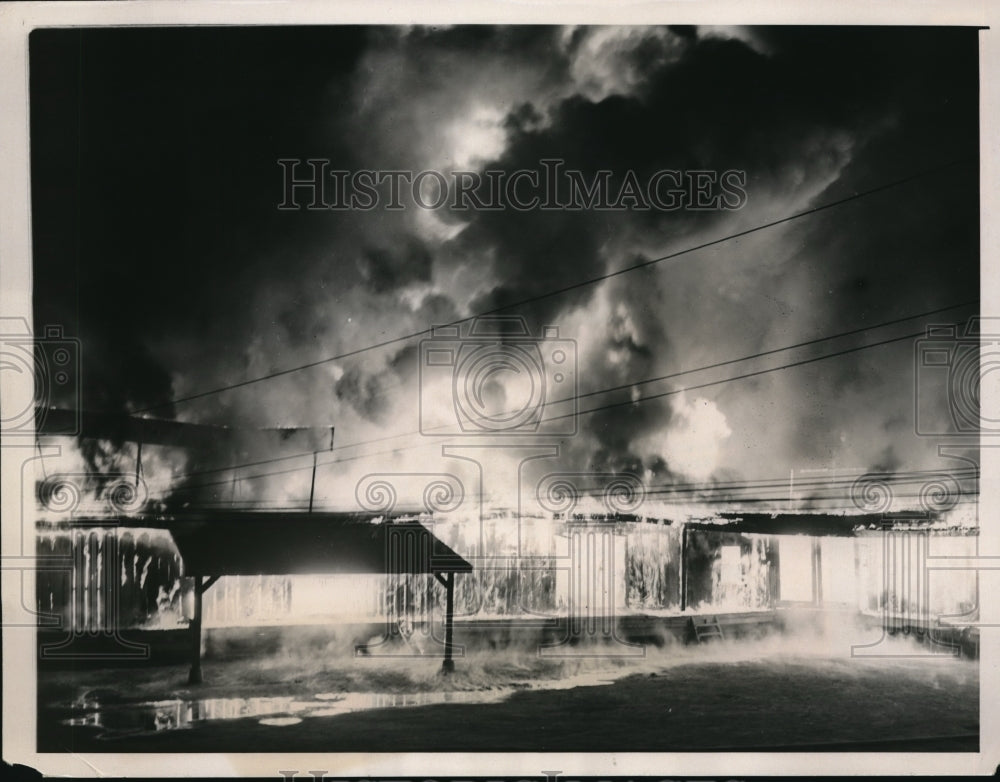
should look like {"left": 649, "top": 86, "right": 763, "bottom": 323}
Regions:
{"left": 161, "top": 512, "right": 472, "bottom": 577}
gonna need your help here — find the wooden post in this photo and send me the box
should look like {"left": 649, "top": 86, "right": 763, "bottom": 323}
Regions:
{"left": 679, "top": 525, "right": 688, "bottom": 612}
{"left": 308, "top": 452, "right": 318, "bottom": 513}
{"left": 308, "top": 429, "right": 334, "bottom": 514}
{"left": 770, "top": 537, "right": 781, "bottom": 607}
{"left": 811, "top": 539, "right": 823, "bottom": 606}
{"left": 188, "top": 575, "right": 203, "bottom": 684}
{"left": 135, "top": 440, "right": 143, "bottom": 487}
{"left": 442, "top": 572, "right": 455, "bottom": 673}
{"left": 187, "top": 575, "right": 221, "bottom": 683}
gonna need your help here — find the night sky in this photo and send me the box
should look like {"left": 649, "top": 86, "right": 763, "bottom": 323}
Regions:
{"left": 29, "top": 26, "right": 980, "bottom": 510}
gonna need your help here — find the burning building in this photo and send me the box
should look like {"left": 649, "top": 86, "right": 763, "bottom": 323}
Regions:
{"left": 35, "top": 497, "right": 981, "bottom": 668}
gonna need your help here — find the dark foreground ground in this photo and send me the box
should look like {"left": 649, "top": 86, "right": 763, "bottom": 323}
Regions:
{"left": 38, "top": 643, "right": 979, "bottom": 753}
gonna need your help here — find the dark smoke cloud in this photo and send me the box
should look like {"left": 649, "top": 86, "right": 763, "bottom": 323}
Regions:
{"left": 335, "top": 365, "right": 393, "bottom": 424}
{"left": 560, "top": 265, "right": 677, "bottom": 477}
{"left": 29, "top": 25, "right": 979, "bottom": 506}
{"left": 358, "top": 238, "right": 433, "bottom": 294}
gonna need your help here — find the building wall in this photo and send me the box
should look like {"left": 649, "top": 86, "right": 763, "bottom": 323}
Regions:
{"left": 854, "top": 529, "right": 979, "bottom": 623}
{"left": 685, "top": 529, "right": 778, "bottom": 612}
{"left": 36, "top": 520, "right": 978, "bottom": 631}
{"left": 35, "top": 526, "right": 185, "bottom": 631}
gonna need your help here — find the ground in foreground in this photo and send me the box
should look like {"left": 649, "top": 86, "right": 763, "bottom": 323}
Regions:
{"left": 38, "top": 649, "right": 979, "bottom": 752}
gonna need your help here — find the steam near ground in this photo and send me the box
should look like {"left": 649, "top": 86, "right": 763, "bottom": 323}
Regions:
{"left": 53, "top": 607, "right": 974, "bottom": 703}
{"left": 37, "top": 605, "right": 978, "bottom": 753}
{"left": 265, "top": 612, "right": 976, "bottom": 695}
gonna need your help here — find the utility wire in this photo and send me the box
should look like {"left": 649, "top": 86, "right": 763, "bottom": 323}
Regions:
{"left": 133, "top": 157, "right": 975, "bottom": 414}
{"left": 153, "top": 322, "right": 958, "bottom": 497}
{"left": 150, "top": 299, "right": 976, "bottom": 484}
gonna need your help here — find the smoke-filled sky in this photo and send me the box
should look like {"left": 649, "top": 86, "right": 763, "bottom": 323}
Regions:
{"left": 30, "top": 25, "right": 980, "bottom": 512}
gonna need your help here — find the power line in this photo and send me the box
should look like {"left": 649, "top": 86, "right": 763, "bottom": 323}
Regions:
{"left": 161, "top": 438, "right": 457, "bottom": 495}
{"left": 157, "top": 493, "right": 980, "bottom": 512}
{"left": 546, "top": 472, "right": 980, "bottom": 498}
{"left": 636, "top": 493, "right": 980, "bottom": 506}
{"left": 163, "top": 466, "right": 980, "bottom": 506}
{"left": 647, "top": 466, "right": 977, "bottom": 493}
{"left": 133, "top": 157, "right": 975, "bottom": 414}
{"left": 548, "top": 327, "right": 934, "bottom": 425}
{"left": 150, "top": 299, "right": 976, "bottom": 485}
{"left": 153, "top": 322, "right": 957, "bottom": 497}
{"left": 145, "top": 469, "right": 982, "bottom": 512}
{"left": 568, "top": 300, "right": 977, "bottom": 405}
{"left": 155, "top": 465, "right": 980, "bottom": 511}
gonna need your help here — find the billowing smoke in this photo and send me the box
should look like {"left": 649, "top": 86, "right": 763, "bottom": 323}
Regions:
{"left": 30, "top": 25, "right": 979, "bottom": 513}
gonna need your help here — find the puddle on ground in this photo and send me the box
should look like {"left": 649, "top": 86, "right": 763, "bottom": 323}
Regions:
{"left": 258, "top": 716, "right": 303, "bottom": 727}
{"left": 62, "top": 689, "right": 512, "bottom": 736}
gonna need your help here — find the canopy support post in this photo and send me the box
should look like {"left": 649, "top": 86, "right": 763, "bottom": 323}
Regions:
{"left": 308, "top": 452, "right": 318, "bottom": 513}
{"left": 811, "top": 539, "right": 823, "bottom": 605}
{"left": 442, "top": 571, "right": 455, "bottom": 673}
{"left": 679, "top": 524, "right": 688, "bottom": 612}
{"left": 188, "top": 575, "right": 220, "bottom": 685}
{"left": 188, "top": 575, "right": 204, "bottom": 684}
